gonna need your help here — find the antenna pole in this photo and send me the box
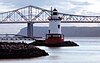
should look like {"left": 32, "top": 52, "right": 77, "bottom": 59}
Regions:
{"left": 51, "top": 7, "right": 52, "bottom": 19}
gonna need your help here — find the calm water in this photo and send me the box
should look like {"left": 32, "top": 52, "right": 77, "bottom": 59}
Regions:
{"left": 0, "top": 37, "right": 100, "bottom": 63}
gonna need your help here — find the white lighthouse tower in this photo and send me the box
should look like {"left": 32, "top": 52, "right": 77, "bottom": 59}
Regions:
{"left": 45, "top": 9, "right": 64, "bottom": 44}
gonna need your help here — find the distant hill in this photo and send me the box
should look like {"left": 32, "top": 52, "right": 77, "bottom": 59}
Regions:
{"left": 18, "top": 26, "right": 100, "bottom": 37}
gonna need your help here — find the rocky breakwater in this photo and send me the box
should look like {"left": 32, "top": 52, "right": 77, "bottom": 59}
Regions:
{"left": 30, "top": 40, "right": 79, "bottom": 47}
{"left": 0, "top": 42, "right": 48, "bottom": 59}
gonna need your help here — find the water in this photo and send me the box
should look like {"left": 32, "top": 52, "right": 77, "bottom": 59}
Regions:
{"left": 0, "top": 37, "right": 100, "bottom": 63}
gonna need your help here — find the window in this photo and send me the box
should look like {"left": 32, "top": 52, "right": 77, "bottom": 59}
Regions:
{"left": 58, "top": 25, "right": 60, "bottom": 29}
{"left": 48, "top": 30, "right": 50, "bottom": 33}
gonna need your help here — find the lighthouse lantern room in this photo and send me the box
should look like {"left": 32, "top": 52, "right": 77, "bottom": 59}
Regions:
{"left": 45, "top": 8, "right": 64, "bottom": 44}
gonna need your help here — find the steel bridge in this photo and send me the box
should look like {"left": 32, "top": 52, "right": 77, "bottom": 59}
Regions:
{"left": 0, "top": 5, "right": 100, "bottom": 37}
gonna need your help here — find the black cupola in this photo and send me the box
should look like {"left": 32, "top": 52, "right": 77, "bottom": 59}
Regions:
{"left": 53, "top": 8, "right": 58, "bottom": 15}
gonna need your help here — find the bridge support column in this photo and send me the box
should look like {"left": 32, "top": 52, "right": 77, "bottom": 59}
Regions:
{"left": 27, "top": 23, "right": 33, "bottom": 38}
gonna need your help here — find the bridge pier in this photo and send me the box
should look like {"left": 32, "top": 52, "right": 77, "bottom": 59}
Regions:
{"left": 27, "top": 23, "right": 33, "bottom": 38}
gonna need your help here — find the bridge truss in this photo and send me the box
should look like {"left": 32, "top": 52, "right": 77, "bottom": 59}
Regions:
{"left": 0, "top": 5, "right": 100, "bottom": 23}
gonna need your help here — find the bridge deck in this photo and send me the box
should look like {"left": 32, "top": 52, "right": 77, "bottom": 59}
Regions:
{"left": 0, "top": 21, "right": 100, "bottom": 23}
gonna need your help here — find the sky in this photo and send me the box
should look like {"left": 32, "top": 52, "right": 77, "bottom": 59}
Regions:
{"left": 0, "top": 0, "right": 100, "bottom": 15}
{"left": 0, "top": 0, "right": 100, "bottom": 34}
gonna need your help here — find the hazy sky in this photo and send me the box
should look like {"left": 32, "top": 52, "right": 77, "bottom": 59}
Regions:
{"left": 0, "top": 0, "right": 100, "bottom": 34}
{"left": 0, "top": 0, "right": 100, "bottom": 15}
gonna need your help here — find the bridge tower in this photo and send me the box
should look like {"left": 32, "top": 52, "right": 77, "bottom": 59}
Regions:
{"left": 45, "top": 9, "right": 64, "bottom": 44}
{"left": 27, "top": 23, "right": 33, "bottom": 38}
{"left": 27, "top": 6, "right": 33, "bottom": 38}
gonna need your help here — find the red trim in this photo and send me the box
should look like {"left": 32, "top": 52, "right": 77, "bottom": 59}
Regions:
{"left": 45, "top": 34, "right": 64, "bottom": 44}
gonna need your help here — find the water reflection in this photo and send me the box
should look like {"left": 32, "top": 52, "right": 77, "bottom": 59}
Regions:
{"left": 0, "top": 37, "right": 100, "bottom": 63}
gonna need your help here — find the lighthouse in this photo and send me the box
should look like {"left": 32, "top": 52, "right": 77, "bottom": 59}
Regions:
{"left": 45, "top": 8, "right": 64, "bottom": 44}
